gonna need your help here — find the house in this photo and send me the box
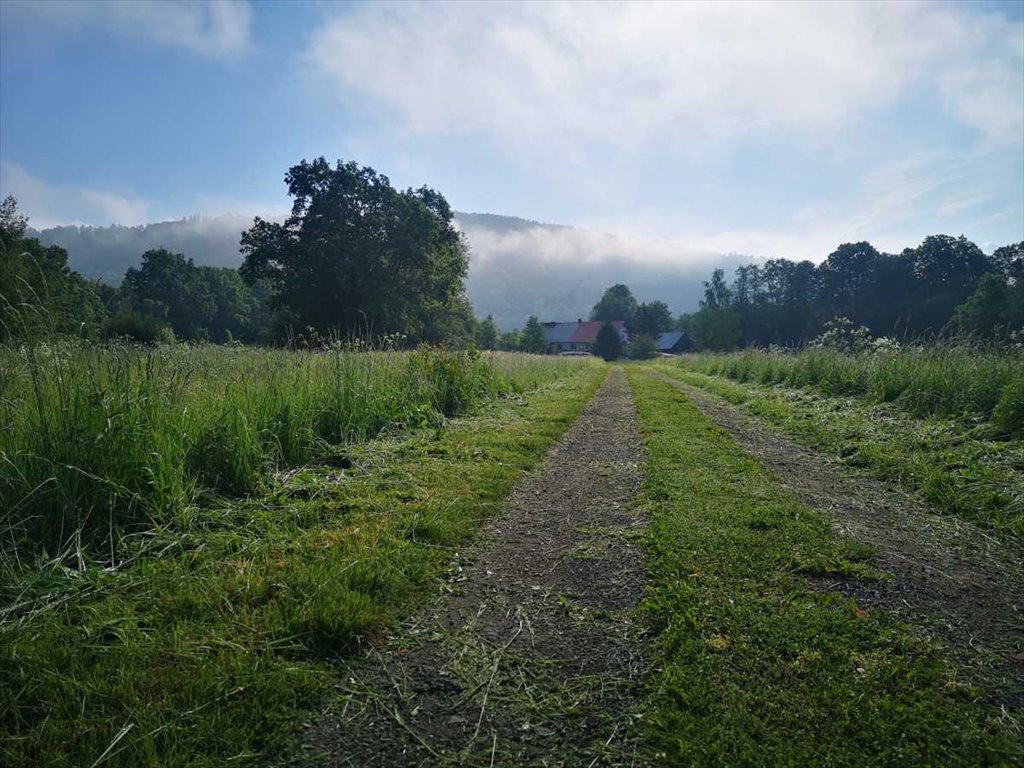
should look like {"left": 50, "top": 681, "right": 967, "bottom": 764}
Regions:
{"left": 654, "top": 331, "right": 692, "bottom": 355}
{"left": 543, "top": 319, "right": 629, "bottom": 354}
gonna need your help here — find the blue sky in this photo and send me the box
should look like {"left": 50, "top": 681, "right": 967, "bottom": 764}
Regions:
{"left": 1, "top": 0, "right": 1022, "bottom": 262}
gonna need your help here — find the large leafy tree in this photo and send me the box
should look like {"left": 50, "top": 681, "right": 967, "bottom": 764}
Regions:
{"left": 632, "top": 300, "right": 673, "bottom": 337}
{"left": 817, "top": 242, "right": 880, "bottom": 324}
{"left": 954, "top": 272, "right": 1023, "bottom": 339}
{"left": 591, "top": 284, "right": 638, "bottom": 324}
{"left": 991, "top": 242, "right": 1023, "bottom": 278}
{"left": 902, "top": 235, "right": 992, "bottom": 334}
{"left": 121, "top": 249, "right": 215, "bottom": 340}
{"left": 240, "top": 158, "right": 469, "bottom": 341}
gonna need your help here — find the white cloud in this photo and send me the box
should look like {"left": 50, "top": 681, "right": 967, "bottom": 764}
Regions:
{"left": 459, "top": 218, "right": 721, "bottom": 271}
{"left": 307, "top": 1, "right": 1023, "bottom": 155}
{"left": 0, "top": 160, "right": 150, "bottom": 228}
{"left": 3, "top": 0, "right": 252, "bottom": 59}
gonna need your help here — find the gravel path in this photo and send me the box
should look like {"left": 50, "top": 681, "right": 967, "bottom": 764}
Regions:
{"left": 647, "top": 370, "right": 1024, "bottom": 709}
{"left": 292, "top": 368, "right": 649, "bottom": 766}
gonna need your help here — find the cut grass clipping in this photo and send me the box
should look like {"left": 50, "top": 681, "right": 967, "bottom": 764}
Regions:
{"left": 677, "top": 347, "right": 1024, "bottom": 436}
{"left": 653, "top": 362, "right": 1024, "bottom": 542}
{"left": 0, "top": 360, "right": 604, "bottom": 767}
{"left": 627, "top": 369, "right": 1019, "bottom": 766}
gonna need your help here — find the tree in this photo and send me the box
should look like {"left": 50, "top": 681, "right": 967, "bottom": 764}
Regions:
{"left": 240, "top": 157, "right": 469, "bottom": 342}
{"left": 591, "top": 284, "right": 638, "bottom": 324}
{"left": 521, "top": 315, "right": 548, "bottom": 354}
{"left": 1, "top": 196, "right": 104, "bottom": 341}
{"left": 898, "top": 235, "right": 991, "bottom": 335}
{"left": 817, "top": 242, "right": 880, "bottom": 324}
{"left": 629, "top": 333, "right": 658, "bottom": 360}
{"left": 991, "top": 242, "right": 1023, "bottom": 278}
{"left": 701, "top": 269, "right": 733, "bottom": 310}
{"left": 593, "top": 322, "right": 623, "bottom": 361}
{"left": 475, "top": 315, "right": 498, "bottom": 350}
{"left": 953, "top": 273, "right": 1019, "bottom": 339}
{"left": 0, "top": 195, "right": 27, "bottom": 242}
{"left": 691, "top": 307, "right": 741, "bottom": 351}
{"left": 909, "top": 235, "right": 990, "bottom": 288}
{"left": 497, "top": 330, "right": 522, "bottom": 351}
{"left": 198, "top": 266, "right": 254, "bottom": 342}
{"left": 633, "top": 300, "right": 673, "bottom": 337}
{"left": 121, "top": 249, "right": 215, "bottom": 340}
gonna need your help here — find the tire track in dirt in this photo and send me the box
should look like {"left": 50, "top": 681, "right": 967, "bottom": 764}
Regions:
{"left": 292, "top": 368, "right": 649, "bottom": 766}
{"left": 646, "top": 369, "right": 1024, "bottom": 710}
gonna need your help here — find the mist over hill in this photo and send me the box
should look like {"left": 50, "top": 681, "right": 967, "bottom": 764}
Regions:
{"left": 33, "top": 213, "right": 742, "bottom": 330}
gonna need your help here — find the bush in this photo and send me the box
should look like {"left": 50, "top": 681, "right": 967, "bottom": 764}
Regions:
{"left": 629, "top": 334, "right": 659, "bottom": 360}
{"left": 103, "top": 312, "right": 175, "bottom": 344}
{"left": 810, "top": 317, "right": 872, "bottom": 353}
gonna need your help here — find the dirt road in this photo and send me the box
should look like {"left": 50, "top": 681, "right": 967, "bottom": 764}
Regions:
{"left": 294, "top": 369, "right": 649, "bottom": 766}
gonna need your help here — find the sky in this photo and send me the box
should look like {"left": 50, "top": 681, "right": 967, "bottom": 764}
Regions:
{"left": 1, "top": 0, "right": 1022, "bottom": 262}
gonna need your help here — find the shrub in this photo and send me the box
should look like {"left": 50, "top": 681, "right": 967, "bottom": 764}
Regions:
{"left": 629, "top": 334, "right": 659, "bottom": 360}
{"left": 810, "top": 317, "right": 872, "bottom": 353}
{"left": 103, "top": 312, "right": 175, "bottom": 344}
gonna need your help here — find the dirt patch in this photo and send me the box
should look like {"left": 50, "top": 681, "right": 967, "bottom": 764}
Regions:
{"left": 648, "top": 371, "right": 1024, "bottom": 709}
{"left": 290, "top": 369, "right": 650, "bottom": 766}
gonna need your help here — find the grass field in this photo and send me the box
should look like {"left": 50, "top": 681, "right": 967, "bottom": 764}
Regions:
{"left": 0, "top": 343, "right": 582, "bottom": 557}
{"left": 628, "top": 368, "right": 1020, "bottom": 765}
{"left": 3, "top": 343, "right": 1020, "bottom": 766}
{"left": 0, "top": 343, "right": 602, "bottom": 767}
{"left": 677, "top": 347, "right": 1024, "bottom": 436}
{"left": 661, "top": 350, "right": 1024, "bottom": 541}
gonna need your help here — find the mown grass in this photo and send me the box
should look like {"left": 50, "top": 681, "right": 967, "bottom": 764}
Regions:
{"left": 0, "top": 343, "right": 576, "bottom": 557}
{"left": 678, "top": 347, "right": 1024, "bottom": 437}
{"left": 628, "top": 369, "right": 1020, "bottom": 766}
{"left": 653, "top": 363, "right": 1024, "bottom": 542}
{"left": 0, "top": 347, "right": 604, "bottom": 767}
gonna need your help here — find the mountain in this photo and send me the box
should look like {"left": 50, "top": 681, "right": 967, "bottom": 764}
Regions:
{"left": 30, "top": 215, "right": 253, "bottom": 285}
{"left": 32, "top": 213, "right": 743, "bottom": 330}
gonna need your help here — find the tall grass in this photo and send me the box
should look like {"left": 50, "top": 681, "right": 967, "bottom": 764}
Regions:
{"left": 677, "top": 346, "right": 1024, "bottom": 436}
{"left": 0, "top": 342, "right": 588, "bottom": 559}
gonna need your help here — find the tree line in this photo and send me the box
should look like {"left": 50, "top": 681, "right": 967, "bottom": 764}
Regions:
{"left": 2, "top": 156, "right": 1021, "bottom": 351}
{"left": 683, "top": 237, "right": 1023, "bottom": 350}
{"left": 533, "top": 236, "right": 1022, "bottom": 355}
{"left": 0, "top": 159, "right": 480, "bottom": 346}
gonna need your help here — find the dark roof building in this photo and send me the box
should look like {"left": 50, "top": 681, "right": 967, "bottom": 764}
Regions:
{"left": 655, "top": 331, "right": 691, "bottom": 354}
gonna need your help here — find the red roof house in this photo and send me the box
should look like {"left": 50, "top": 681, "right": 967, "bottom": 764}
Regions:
{"left": 543, "top": 319, "right": 628, "bottom": 354}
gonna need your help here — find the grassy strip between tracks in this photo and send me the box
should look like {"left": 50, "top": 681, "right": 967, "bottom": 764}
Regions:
{"left": 652, "top": 363, "right": 1024, "bottom": 543}
{"left": 628, "top": 368, "right": 1020, "bottom": 766}
{"left": 0, "top": 364, "right": 605, "bottom": 768}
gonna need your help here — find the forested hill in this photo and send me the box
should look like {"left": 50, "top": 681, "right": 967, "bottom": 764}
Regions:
{"left": 31, "top": 213, "right": 737, "bottom": 330}
{"left": 30, "top": 215, "right": 254, "bottom": 284}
